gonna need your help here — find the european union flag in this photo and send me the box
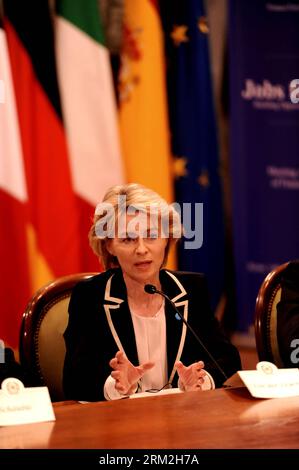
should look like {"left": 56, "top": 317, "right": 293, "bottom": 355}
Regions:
{"left": 160, "top": 0, "right": 225, "bottom": 310}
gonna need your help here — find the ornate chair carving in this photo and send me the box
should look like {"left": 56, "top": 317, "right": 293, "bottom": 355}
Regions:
{"left": 254, "top": 262, "right": 289, "bottom": 367}
{"left": 19, "top": 273, "right": 98, "bottom": 401}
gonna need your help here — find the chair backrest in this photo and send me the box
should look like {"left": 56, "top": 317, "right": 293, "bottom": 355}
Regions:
{"left": 19, "top": 272, "right": 98, "bottom": 401}
{"left": 254, "top": 262, "right": 289, "bottom": 367}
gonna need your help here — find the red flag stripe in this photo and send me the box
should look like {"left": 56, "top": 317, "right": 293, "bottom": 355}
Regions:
{"left": 5, "top": 19, "right": 81, "bottom": 276}
{"left": 0, "top": 191, "right": 30, "bottom": 348}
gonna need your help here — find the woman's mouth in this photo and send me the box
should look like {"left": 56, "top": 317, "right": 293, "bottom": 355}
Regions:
{"left": 134, "top": 261, "right": 152, "bottom": 269}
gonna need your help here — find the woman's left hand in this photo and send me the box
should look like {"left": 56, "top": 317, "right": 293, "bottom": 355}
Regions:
{"left": 109, "top": 351, "right": 154, "bottom": 395}
{"left": 175, "top": 360, "right": 206, "bottom": 391}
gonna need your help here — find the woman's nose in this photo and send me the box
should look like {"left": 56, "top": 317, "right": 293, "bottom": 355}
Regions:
{"left": 135, "top": 238, "right": 148, "bottom": 254}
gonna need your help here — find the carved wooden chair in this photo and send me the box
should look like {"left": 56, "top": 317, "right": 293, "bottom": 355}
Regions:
{"left": 254, "top": 262, "right": 289, "bottom": 367}
{"left": 19, "top": 273, "right": 98, "bottom": 401}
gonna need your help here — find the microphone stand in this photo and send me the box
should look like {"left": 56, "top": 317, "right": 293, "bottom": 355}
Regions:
{"left": 144, "top": 284, "right": 228, "bottom": 382}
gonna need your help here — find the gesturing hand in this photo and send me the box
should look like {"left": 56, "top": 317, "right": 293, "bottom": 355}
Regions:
{"left": 109, "top": 351, "right": 154, "bottom": 395}
{"left": 175, "top": 360, "right": 206, "bottom": 392}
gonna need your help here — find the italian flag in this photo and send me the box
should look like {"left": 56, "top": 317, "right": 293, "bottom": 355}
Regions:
{"left": 55, "top": 0, "right": 124, "bottom": 269}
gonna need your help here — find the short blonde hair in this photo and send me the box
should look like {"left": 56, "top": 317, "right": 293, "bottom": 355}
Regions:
{"left": 89, "top": 183, "right": 181, "bottom": 269}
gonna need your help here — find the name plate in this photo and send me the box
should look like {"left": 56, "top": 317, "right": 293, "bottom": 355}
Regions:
{"left": 0, "top": 378, "right": 55, "bottom": 426}
{"left": 238, "top": 362, "right": 299, "bottom": 398}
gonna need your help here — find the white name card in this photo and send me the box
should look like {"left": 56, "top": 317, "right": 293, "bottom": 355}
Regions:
{"left": 238, "top": 361, "right": 299, "bottom": 399}
{"left": 0, "top": 378, "right": 55, "bottom": 426}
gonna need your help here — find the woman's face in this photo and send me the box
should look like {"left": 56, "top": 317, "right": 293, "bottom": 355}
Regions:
{"left": 106, "top": 213, "right": 168, "bottom": 284}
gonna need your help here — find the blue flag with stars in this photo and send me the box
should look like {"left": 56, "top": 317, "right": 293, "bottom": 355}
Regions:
{"left": 160, "top": 0, "right": 225, "bottom": 310}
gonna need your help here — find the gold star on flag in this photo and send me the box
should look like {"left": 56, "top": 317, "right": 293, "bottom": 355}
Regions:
{"left": 173, "top": 156, "right": 188, "bottom": 179}
{"left": 198, "top": 170, "right": 210, "bottom": 188}
{"left": 198, "top": 16, "right": 209, "bottom": 34}
{"left": 170, "top": 25, "right": 189, "bottom": 46}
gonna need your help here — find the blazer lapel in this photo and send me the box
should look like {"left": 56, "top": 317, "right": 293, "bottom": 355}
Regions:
{"left": 102, "top": 269, "right": 189, "bottom": 381}
{"left": 160, "top": 270, "right": 189, "bottom": 384}
{"left": 103, "top": 269, "right": 139, "bottom": 366}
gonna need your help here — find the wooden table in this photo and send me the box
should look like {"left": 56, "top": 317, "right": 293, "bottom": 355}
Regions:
{"left": 1, "top": 386, "right": 299, "bottom": 449}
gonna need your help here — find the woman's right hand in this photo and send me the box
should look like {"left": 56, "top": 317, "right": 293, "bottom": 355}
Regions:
{"left": 109, "top": 351, "right": 154, "bottom": 395}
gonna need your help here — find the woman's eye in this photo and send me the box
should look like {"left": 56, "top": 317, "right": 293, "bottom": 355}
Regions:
{"left": 148, "top": 231, "right": 158, "bottom": 239}
{"left": 122, "top": 236, "right": 135, "bottom": 243}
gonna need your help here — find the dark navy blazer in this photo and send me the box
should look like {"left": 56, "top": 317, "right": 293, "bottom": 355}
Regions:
{"left": 63, "top": 268, "right": 241, "bottom": 401}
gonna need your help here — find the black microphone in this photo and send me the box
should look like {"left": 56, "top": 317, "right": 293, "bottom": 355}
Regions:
{"left": 144, "top": 284, "right": 228, "bottom": 381}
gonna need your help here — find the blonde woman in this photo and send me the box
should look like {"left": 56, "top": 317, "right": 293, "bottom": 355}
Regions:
{"left": 63, "top": 183, "right": 241, "bottom": 401}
